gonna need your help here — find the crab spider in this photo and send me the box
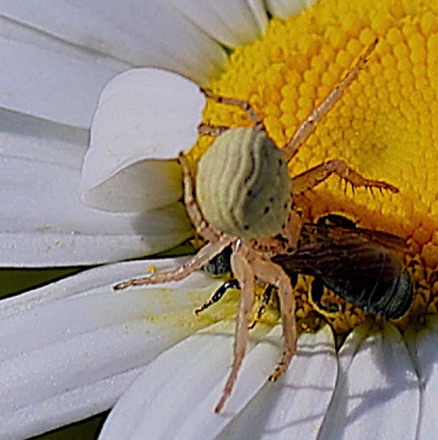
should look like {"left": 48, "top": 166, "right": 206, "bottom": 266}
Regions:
{"left": 114, "top": 39, "right": 398, "bottom": 413}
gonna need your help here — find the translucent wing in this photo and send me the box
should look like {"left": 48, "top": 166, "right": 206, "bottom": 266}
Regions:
{"left": 276, "top": 222, "right": 406, "bottom": 283}
{"left": 273, "top": 220, "right": 412, "bottom": 319}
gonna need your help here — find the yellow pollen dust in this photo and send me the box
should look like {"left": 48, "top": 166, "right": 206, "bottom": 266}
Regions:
{"left": 188, "top": 0, "right": 438, "bottom": 335}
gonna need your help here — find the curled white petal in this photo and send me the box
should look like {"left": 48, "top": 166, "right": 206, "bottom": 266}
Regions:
{"left": 0, "top": 258, "right": 222, "bottom": 440}
{"left": 169, "top": 0, "right": 268, "bottom": 48}
{"left": 0, "top": 152, "right": 191, "bottom": 266}
{"left": 319, "top": 322, "right": 420, "bottom": 439}
{"left": 265, "top": 0, "right": 318, "bottom": 19}
{"left": 81, "top": 68, "right": 204, "bottom": 212}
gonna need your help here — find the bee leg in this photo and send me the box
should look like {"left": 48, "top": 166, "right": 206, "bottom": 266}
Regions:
{"left": 215, "top": 243, "right": 255, "bottom": 413}
{"left": 291, "top": 159, "right": 399, "bottom": 195}
{"left": 316, "top": 214, "right": 356, "bottom": 228}
{"left": 194, "top": 279, "right": 240, "bottom": 315}
{"left": 200, "top": 88, "right": 267, "bottom": 132}
{"left": 249, "top": 284, "right": 275, "bottom": 329}
{"left": 309, "top": 278, "right": 343, "bottom": 316}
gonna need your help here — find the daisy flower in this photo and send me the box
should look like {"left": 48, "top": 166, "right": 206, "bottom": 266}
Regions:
{"left": 1, "top": 1, "right": 437, "bottom": 439}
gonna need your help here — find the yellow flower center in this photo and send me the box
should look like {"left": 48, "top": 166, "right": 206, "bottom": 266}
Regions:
{"left": 189, "top": 0, "right": 438, "bottom": 335}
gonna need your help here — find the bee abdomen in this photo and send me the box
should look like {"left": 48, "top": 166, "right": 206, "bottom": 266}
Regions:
{"left": 364, "top": 270, "right": 413, "bottom": 319}
{"left": 325, "top": 270, "right": 413, "bottom": 319}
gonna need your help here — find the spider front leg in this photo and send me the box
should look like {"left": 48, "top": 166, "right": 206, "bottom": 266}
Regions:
{"left": 214, "top": 243, "right": 297, "bottom": 413}
{"left": 179, "top": 153, "right": 219, "bottom": 242}
{"left": 113, "top": 235, "right": 234, "bottom": 290}
{"left": 282, "top": 39, "right": 378, "bottom": 162}
{"left": 291, "top": 159, "right": 399, "bottom": 195}
{"left": 252, "top": 257, "right": 296, "bottom": 382}
{"left": 215, "top": 240, "right": 255, "bottom": 414}
{"left": 200, "top": 87, "right": 267, "bottom": 133}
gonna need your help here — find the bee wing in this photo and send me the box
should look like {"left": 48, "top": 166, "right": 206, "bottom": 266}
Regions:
{"left": 274, "top": 224, "right": 406, "bottom": 283}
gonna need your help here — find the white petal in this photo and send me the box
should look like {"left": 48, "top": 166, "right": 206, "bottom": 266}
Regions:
{"left": 405, "top": 316, "right": 438, "bottom": 437}
{"left": 169, "top": 0, "right": 268, "bottom": 48}
{"left": 0, "top": 258, "right": 222, "bottom": 440}
{"left": 265, "top": 0, "right": 318, "bottom": 19}
{"left": 81, "top": 69, "right": 204, "bottom": 212}
{"left": 220, "top": 326, "right": 337, "bottom": 440}
{"left": 100, "top": 325, "right": 337, "bottom": 440}
{"left": 0, "top": 18, "right": 125, "bottom": 129}
{"left": 319, "top": 322, "right": 420, "bottom": 439}
{"left": 1, "top": 1, "right": 228, "bottom": 85}
{"left": 100, "top": 322, "right": 282, "bottom": 440}
{"left": 0, "top": 109, "right": 88, "bottom": 168}
{"left": 0, "top": 155, "right": 191, "bottom": 266}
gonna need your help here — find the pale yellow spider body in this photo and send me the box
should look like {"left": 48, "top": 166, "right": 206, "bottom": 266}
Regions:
{"left": 197, "top": 127, "right": 292, "bottom": 239}
{"left": 114, "top": 40, "right": 398, "bottom": 413}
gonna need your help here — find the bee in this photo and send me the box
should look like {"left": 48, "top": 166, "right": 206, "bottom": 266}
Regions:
{"left": 114, "top": 40, "right": 399, "bottom": 412}
{"left": 274, "top": 214, "right": 413, "bottom": 319}
{"left": 200, "top": 214, "right": 413, "bottom": 321}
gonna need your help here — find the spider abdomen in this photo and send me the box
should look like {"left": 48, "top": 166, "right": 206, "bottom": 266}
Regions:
{"left": 196, "top": 127, "right": 292, "bottom": 239}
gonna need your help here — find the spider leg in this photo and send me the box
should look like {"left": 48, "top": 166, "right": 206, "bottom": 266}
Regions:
{"left": 291, "top": 159, "right": 399, "bottom": 195}
{"left": 215, "top": 241, "right": 255, "bottom": 413}
{"left": 282, "top": 208, "right": 304, "bottom": 251}
{"left": 197, "top": 122, "right": 230, "bottom": 137}
{"left": 253, "top": 209, "right": 303, "bottom": 258}
{"left": 113, "top": 235, "right": 234, "bottom": 290}
{"left": 252, "top": 257, "right": 296, "bottom": 382}
{"left": 201, "top": 87, "right": 267, "bottom": 132}
{"left": 179, "top": 153, "right": 220, "bottom": 242}
{"left": 282, "top": 39, "right": 378, "bottom": 162}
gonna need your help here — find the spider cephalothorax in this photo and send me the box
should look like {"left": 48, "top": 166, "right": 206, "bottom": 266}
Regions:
{"left": 114, "top": 40, "right": 398, "bottom": 413}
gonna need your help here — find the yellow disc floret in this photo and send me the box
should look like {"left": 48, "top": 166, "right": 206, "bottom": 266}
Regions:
{"left": 189, "top": 0, "right": 438, "bottom": 334}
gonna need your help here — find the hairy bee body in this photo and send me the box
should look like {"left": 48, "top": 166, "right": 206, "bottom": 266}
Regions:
{"left": 309, "top": 269, "right": 412, "bottom": 319}
{"left": 275, "top": 214, "right": 413, "bottom": 319}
